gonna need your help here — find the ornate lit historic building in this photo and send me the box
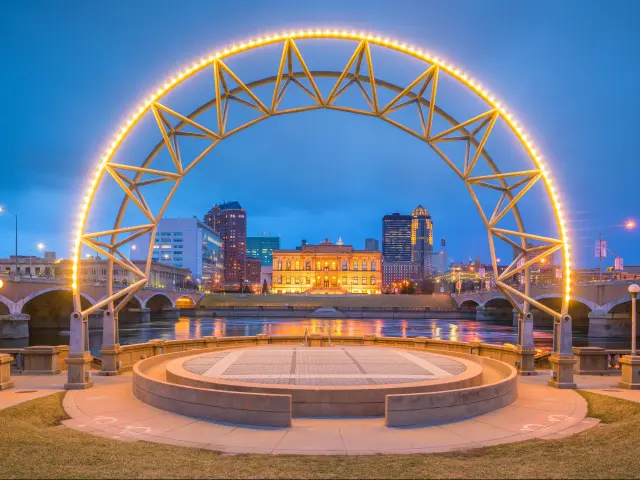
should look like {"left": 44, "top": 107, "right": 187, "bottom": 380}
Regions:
{"left": 272, "top": 239, "right": 382, "bottom": 294}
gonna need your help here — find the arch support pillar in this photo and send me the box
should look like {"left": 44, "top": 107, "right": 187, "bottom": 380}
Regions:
{"left": 516, "top": 311, "right": 536, "bottom": 376}
{"left": 65, "top": 312, "right": 93, "bottom": 390}
{"left": 99, "top": 310, "right": 121, "bottom": 376}
{"left": 548, "top": 314, "right": 576, "bottom": 389}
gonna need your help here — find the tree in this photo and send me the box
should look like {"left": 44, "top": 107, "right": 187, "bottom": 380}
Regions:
{"left": 262, "top": 279, "right": 269, "bottom": 295}
{"left": 400, "top": 281, "right": 416, "bottom": 294}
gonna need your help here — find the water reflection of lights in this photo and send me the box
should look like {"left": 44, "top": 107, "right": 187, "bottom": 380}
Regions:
{"left": 113, "top": 316, "right": 576, "bottom": 355}
{"left": 449, "top": 323, "right": 458, "bottom": 342}
{"left": 174, "top": 319, "right": 190, "bottom": 339}
{"left": 213, "top": 319, "right": 225, "bottom": 337}
{"left": 374, "top": 320, "right": 383, "bottom": 337}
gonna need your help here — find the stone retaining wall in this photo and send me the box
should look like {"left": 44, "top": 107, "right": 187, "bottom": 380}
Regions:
{"left": 103, "top": 334, "right": 535, "bottom": 376}
{"left": 385, "top": 352, "right": 518, "bottom": 426}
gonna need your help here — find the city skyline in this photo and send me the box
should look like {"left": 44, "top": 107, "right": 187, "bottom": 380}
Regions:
{"left": 1, "top": 1, "right": 639, "bottom": 270}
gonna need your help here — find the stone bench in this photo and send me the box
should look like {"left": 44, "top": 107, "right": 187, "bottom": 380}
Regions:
{"left": 133, "top": 349, "right": 292, "bottom": 427}
{"left": 385, "top": 352, "right": 518, "bottom": 427}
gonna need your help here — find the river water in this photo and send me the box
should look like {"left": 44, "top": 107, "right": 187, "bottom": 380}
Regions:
{"left": 18, "top": 316, "right": 633, "bottom": 357}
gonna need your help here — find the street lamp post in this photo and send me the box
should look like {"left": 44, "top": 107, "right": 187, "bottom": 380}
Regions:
{"left": 619, "top": 284, "right": 640, "bottom": 390}
{"left": 598, "top": 220, "right": 636, "bottom": 281}
{"left": 629, "top": 284, "right": 639, "bottom": 356}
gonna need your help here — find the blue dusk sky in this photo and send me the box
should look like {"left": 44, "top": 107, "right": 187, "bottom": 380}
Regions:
{"left": 1, "top": 0, "right": 638, "bottom": 268}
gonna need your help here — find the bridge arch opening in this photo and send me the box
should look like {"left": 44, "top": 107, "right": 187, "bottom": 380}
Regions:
{"left": 459, "top": 299, "right": 479, "bottom": 311}
{"left": 22, "top": 290, "right": 94, "bottom": 329}
{"left": 145, "top": 294, "right": 174, "bottom": 314}
{"left": 175, "top": 296, "right": 196, "bottom": 309}
{"left": 609, "top": 301, "right": 632, "bottom": 315}
{"left": 0, "top": 300, "right": 9, "bottom": 315}
{"left": 530, "top": 296, "right": 592, "bottom": 329}
{"left": 113, "top": 296, "right": 143, "bottom": 324}
{"left": 483, "top": 298, "right": 513, "bottom": 321}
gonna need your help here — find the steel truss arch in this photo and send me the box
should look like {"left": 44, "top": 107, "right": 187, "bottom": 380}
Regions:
{"left": 71, "top": 31, "right": 572, "bottom": 354}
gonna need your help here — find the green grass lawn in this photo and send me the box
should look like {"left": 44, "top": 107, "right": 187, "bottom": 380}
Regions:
{"left": 0, "top": 390, "right": 639, "bottom": 479}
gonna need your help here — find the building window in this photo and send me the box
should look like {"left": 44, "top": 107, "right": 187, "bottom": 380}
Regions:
{"left": 286, "top": 260, "right": 291, "bottom": 271}
{"left": 370, "top": 276, "right": 375, "bottom": 285}
{"left": 352, "top": 276, "right": 358, "bottom": 285}
{"left": 295, "top": 261, "right": 300, "bottom": 271}
{"left": 353, "top": 262, "right": 358, "bottom": 271}
{"left": 277, "top": 275, "right": 282, "bottom": 284}
{"left": 305, "top": 261, "right": 311, "bottom": 270}
{"left": 306, "top": 277, "right": 311, "bottom": 284}
{"left": 342, "top": 275, "right": 347, "bottom": 284}
{"left": 362, "top": 276, "right": 366, "bottom": 285}
{"left": 371, "top": 261, "right": 376, "bottom": 271}
{"left": 342, "top": 261, "right": 347, "bottom": 270}
{"left": 286, "top": 276, "right": 291, "bottom": 284}
{"left": 277, "top": 260, "right": 282, "bottom": 270}
{"left": 362, "top": 261, "right": 367, "bottom": 271}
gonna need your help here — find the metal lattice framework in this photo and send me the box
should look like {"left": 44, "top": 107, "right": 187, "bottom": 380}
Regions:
{"left": 71, "top": 30, "right": 572, "bottom": 353}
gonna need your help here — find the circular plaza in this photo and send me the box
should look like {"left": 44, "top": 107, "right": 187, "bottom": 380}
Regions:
{"left": 132, "top": 344, "right": 518, "bottom": 427}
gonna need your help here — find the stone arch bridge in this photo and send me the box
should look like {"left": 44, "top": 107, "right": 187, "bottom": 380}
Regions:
{"left": 453, "top": 281, "right": 638, "bottom": 338}
{"left": 0, "top": 277, "right": 203, "bottom": 338}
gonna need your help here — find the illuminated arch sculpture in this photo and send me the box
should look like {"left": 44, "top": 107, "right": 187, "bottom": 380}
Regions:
{"left": 67, "top": 30, "right": 573, "bottom": 388}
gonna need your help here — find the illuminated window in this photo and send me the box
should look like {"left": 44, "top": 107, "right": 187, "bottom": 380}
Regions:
{"left": 342, "top": 276, "right": 347, "bottom": 284}
{"left": 286, "top": 276, "right": 291, "bottom": 284}
{"left": 352, "top": 276, "right": 358, "bottom": 285}
{"left": 305, "top": 261, "right": 311, "bottom": 270}
{"left": 277, "top": 260, "right": 282, "bottom": 270}
{"left": 306, "top": 277, "right": 311, "bottom": 284}
{"left": 353, "top": 262, "right": 358, "bottom": 271}
{"left": 286, "top": 260, "right": 291, "bottom": 270}
{"left": 362, "top": 276, "right": 366, "bottom": 285}
{"left": 370, "top": 276, "right": 375, "bottom": 285}
{"left": 295, "top": 261, "right": 300, "bottom": 270}
{"left": 362, "top": 261, "right": 367, "bottom": 271}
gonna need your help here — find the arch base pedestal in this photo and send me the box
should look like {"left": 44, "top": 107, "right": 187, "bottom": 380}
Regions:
{"left": 64, "top": 353, "right": 94, "bottom": 390}
{"left": 618, "top": 355, "right": 640, "bottom": 390}
{"left": 547, "top": 354, "right": 576, "bottom": 389}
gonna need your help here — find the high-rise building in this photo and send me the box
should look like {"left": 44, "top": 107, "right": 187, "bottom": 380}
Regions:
{"left": 246, "top": 234, "right": 280, "bottom": 267}
{"left": 431, "top": 238, "right": 448, "bottom": 276}
{"left": 411, "top": 205, "right": 434, "bottom": 278}
{"left": 245, "top": 256, "right": 262, "bottom": 287}
{"left": 205, "top": 201, "right": 247, "bottom": 288}
{"left": 130, "top": 217, "right": 223, "bottom": 287}
{"left": 365, "top": 238, "right": 379, "bottom": 251}
{"left": 382, "top": 213, "right": 412, "bottom": 262}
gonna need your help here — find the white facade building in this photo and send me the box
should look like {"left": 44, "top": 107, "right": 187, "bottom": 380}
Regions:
{"left": 131, "top": 218, "right": 223, "bottom": 286}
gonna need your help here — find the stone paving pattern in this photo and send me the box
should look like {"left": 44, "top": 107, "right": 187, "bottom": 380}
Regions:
{"left": 182, "top": 347, "right": 464, "bottom": 387}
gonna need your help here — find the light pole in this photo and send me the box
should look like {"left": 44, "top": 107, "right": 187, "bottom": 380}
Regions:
{"left": 0, "top": 207, "right": 18, "bottom": 277}
{"left": 629, "top": 284, "right": 639, "bottom": 356}
{"left": 598, "top": 220, "right": 636, "bottom": 281}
